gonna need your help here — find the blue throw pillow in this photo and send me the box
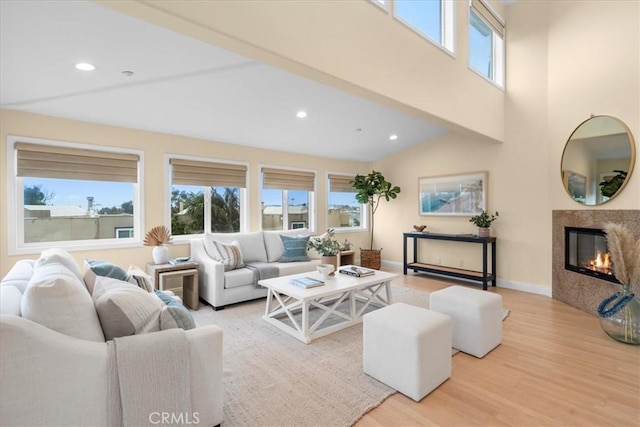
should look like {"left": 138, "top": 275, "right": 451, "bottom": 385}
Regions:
{"left": 279, "top": 235, "right": 310, "bottom": 262}
{"left": 154, "top": 290, "right": 196, "bottom": 330}
{"left": 85, "top": 259, "right": 128, "bottom": 281}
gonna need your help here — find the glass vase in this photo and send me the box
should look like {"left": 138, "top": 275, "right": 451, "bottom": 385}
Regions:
{"left": 597, "top": 285, "right": 640, "bottom": 345}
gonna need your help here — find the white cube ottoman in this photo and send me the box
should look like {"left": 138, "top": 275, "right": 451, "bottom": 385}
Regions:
{"left": 363, "top": 303, "right": 452, "bottom": 401}
{"left": 429, "top": 285, "right": 503, "bottom": 358}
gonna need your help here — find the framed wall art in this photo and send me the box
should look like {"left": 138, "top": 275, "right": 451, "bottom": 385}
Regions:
{"left": 419, "top": 171, "right": 487, "bottom": 216}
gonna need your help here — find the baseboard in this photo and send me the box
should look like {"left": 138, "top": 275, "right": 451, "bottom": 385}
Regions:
{"left": 381, "top": 259, "right": 552, "bottom": 297}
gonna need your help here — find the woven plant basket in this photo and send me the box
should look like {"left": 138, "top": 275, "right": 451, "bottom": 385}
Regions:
{"left": 360, "top": 249, "right": 382, "bottom": 270}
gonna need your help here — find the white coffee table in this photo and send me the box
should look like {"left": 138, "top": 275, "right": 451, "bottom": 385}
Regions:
{"left": 259, "top": 266, "right": 397, "bottom": 344}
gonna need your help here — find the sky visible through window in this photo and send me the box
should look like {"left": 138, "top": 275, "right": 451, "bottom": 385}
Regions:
{"left": 395, "top": 0, "right": 441, "bottom": 43}
{"left": 25, "top": 179, "right": 359, "bottom": 210}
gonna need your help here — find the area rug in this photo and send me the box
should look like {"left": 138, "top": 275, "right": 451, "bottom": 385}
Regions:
{"left": 191, "top": 285, "right": 507, "bottom": 427}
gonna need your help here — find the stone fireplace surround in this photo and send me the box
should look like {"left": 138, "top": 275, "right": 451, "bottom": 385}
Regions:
{"left": 552, "top": 210, "right": 640, "bottom": 316}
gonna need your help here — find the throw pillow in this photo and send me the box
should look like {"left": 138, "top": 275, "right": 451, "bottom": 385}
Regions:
{"left": 84, "top": 259, "right": 129, "bottom": 294}
{"left": 155, "top": 290, "right": 196, "bottom": 330}
{"left": 204, "top": 239, "right": 245, "bottom": 271}
{"left": 127, "top": 265, "right": 155, "bottom": 292}
{"left": 279, "top": 235, "right": 311, "bottom": 262}
{"left": 21, "top": 261, "right": 105, "bottom": 342}
{"left": 36, "top": 248, "right": 84, "bottom": 282}
{"left": 92, "top": 275, "right": 165, "bottom": 340}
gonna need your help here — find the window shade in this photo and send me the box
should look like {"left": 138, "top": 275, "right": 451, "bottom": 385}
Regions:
{"left": 16, "top": 142, "right": 139, "bottom": 183}
{"left": 470, "top": 0, "right": 504, "bottom": 37}
{"left": 170, "top": 159, "right": 247, "bottom": 188}
{"left": 328, "top": 174, "right": 356, "bottom": 193}
{"left": 262, "top": 168, "right": 315, "bottom": 191}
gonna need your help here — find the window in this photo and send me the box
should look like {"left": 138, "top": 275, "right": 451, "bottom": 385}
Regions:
{"left": 394, "top": 0, "right": 454, "bottom": 52}
{"left": 115, "top": 227, "right": 134, "bottom": 238}
{"left": 169, "top": 157, "right": 247, "bottom": 236}
{"left": 261, "top": 167, "right": 315, "bottom": 231}
{"left": 328, "top": 174, "right": 364, "bottom": 231}
{"left": 469, "top": 0, "right": 505, "bottom": 87}
{"left": 7, "top": 137, "right": 142, "bottom": 254}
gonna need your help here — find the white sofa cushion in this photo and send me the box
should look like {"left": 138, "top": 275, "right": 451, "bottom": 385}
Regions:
{"left": 0, "top": 259, "right": 35, "bottom": 293}
{"left": 92, "top": 276, "right": 166, "bottom": 340}
{"left": 207, "top": 231, "right": 268, "bottom": 263}
{"left": 36, "top": 248, "right": 84, "bottom": 282}
{"left": 0, "top": 285, "right": 22, "bottom": 315}
{"left": 263, "top": 228, "right": 310, "bottom": 262}
{"left": 21, "top": 261, "right": 105, "bottom": 342}
{"left": 275, "top": 260, "right": 321, "bottom": 276}
{"left": 223, "top": 268, "right": 256, "bottom": 289}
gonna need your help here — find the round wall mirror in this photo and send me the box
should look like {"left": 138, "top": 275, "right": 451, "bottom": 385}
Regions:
{"left": 561, "top": 115, "right": 636, "bottom": 205}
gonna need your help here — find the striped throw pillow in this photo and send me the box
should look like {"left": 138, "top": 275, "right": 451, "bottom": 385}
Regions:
{"left": 204, "top": 239, "right": 245, "bottom": 271}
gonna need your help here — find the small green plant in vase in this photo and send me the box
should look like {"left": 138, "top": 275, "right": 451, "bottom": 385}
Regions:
{"left": 469, "top": 210, "right": 499, "bottom": 238}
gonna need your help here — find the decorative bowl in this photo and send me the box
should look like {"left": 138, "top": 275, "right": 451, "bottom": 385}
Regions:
{"left": 413, "top": 225, "right": 427, "bottom": 232}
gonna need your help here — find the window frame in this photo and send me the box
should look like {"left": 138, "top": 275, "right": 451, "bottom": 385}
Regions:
{"left": 327, "top": 172, "right": 366, "bottom": 233}
{"left": 468, "top": 0, "right": 505, "bottom": 89}
{"left": 259, "top": 165, "right": 316, "bottom": 232}
{"left": 6, "top": 135, "right": 144, "bottom": 255}
{"left": 165, "top": 154, "right": 249, "bottom": 242}
{"left": 393, "top": 0, "right": 455, "bottom": 55}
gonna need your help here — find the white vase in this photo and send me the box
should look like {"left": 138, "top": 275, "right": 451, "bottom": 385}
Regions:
{"left": 152, "top": 245, "right": 169, "bottom": 264}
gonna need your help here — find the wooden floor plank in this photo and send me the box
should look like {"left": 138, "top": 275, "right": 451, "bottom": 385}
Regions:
{"left": 355, "top": 269, "right": 640, "bottom": 427}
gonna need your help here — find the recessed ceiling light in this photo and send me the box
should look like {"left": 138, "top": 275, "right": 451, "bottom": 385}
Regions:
{"left": 389, "top": 134, "right": 398, "bottom": 141}
{"left": 75, "top": 62, "right": 96, "bottom": 71}
{"left": 296, "top": 111, "right": 308, "bottom": 119}
{"left": 122, "top": 70, "right": 134, "bottom": 77}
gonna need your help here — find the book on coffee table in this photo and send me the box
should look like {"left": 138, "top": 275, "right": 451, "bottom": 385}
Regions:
{"left": 339, "top": 266, "right": 375, "bottom": 277}
{"left": 290, "top": 277, "right": 325, "bottom": 288}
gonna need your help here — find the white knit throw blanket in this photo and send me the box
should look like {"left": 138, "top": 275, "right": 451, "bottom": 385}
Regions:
{"left": 107, "top": 329, "right": 191, "bottom": 427}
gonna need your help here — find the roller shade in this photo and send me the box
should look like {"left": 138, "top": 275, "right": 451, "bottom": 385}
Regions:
{"left": 16, "top": 142, "right": 139, "bottom": 183}
{"left": 470, "top": 0, "right": 504, "bottom": 37}
{"left": 328, "top": 174, "right": 356, "bottom": 193}
{"left": 262, "top": 168, "right": 315, "bottom": 191}
{"left": 170, "top": 158, "right": 247, "bottom": 188}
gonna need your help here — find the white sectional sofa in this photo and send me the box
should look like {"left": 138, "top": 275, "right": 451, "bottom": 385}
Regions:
{"left": 190, "top": 229, "right": 321, "bottom": 310}
{"left": 0, "top": 250, "right": 223, "bottom": 427}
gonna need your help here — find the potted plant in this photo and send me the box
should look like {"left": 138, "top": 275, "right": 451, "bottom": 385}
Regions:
{"left": 469, "top": 210, "right": 499, "bottom": 238}
{"left": 307, "top": 229, "right": 341, "bottom": 270}
{"left": 351, "top": 170, "right": 401, "bottom": 269}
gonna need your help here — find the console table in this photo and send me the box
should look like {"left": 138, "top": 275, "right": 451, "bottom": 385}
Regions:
{"left": 403, "top": 232, "right": 496, "bottom": 290}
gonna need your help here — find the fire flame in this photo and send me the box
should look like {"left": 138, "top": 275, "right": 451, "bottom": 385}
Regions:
{"left": 588, "top": 251, "right": 612, "bottom": 274}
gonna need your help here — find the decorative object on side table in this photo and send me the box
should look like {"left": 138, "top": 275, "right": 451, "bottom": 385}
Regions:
{"left": 307, "top": 228, "right": 341, "bottom": 271}
{"left": 351, "top": 170, "right": 401, "bottom": 269}
{"left": 469, "top": 210, "right": 499, "bottom": 238}
{"left": 597, "top": 223, "right": 640, "bottom": 345}
{"left": 413, "top": 225, "right": 427, "bottom": 232}
{"left": 144, "top": 225, "right": 173, "bottom": 264}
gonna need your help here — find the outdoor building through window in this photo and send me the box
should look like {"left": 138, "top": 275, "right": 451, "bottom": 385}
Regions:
{"left": 261, "top": 167, "right": 315, "bottom": 231}
{"left": 169, "top": 158, "right": 247, "bottom": 236}
{"left": 7, "top": 138, "right": 142, "bottom": 254}
{"left": 327, "top": 174, "right": 364, "bottom": 231}
{"left": 468, "top": 0, "right": 505, "bottom": 87}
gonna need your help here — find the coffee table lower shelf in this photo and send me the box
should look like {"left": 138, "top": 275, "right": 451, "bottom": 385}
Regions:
{"left": 260, "top": 270, "right": 397, "bottom": 344}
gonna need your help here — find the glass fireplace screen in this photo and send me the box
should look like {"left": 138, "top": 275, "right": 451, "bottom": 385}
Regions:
{"left": 565, "top": 226, "right": 619, "bottom": 284}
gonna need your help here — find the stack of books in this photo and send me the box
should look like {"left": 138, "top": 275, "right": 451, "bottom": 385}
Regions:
{"left": 339, "top": 266, "right": 375, "bottom": 277}
{"left": 168, "top": 257, "right": 191, "bottom": 265}
{"left": 290, "top": 277, "right": 325, "bottom": 289}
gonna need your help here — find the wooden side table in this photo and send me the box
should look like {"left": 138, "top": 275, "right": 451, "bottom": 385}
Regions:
{"left": 146, "top": 262, "right": 199, "bottom": 310}
{"left": 338, "top": 250, "right": 355, "bottom": 266}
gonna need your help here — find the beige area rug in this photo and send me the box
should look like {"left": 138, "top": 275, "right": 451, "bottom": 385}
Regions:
{"left": 191, "top": 285, "right": 508, "bottom": 427}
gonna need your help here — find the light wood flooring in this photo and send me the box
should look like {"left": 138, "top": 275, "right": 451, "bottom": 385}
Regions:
{"left": 356, "top": 268, "right": 640, "bottom": 427}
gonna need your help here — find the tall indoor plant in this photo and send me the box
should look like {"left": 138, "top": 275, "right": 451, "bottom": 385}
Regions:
{"left": 351, "top": 170, "right": 401, "bottom": 269}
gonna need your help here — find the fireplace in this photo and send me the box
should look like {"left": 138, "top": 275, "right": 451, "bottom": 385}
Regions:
{"left": 564, "top": 227, "right": 619, "bottom": 284}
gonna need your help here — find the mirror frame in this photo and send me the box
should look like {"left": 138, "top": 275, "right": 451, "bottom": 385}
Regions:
{"left": 561, "top": 115, "right": 636, "bottom": 205}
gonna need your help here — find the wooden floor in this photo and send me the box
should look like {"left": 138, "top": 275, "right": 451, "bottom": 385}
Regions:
{"left": 356, "top": 269, "right": 640, "bottom": 427}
